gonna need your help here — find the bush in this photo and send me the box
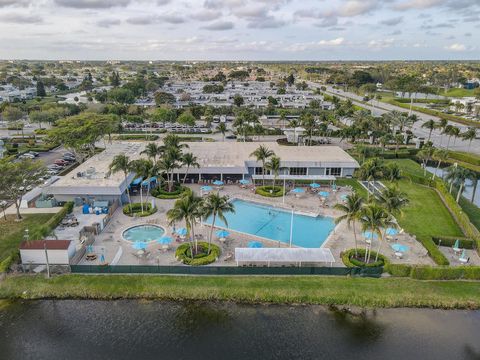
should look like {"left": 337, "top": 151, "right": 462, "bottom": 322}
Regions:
{"left": 341, "top": 248, "right": 387, "bottom": 268}
{"left": 115, "top": 134, "right": 159, "bottom": 141}
{"left": 432, "top": 236, "right": 476, "bottom": 250}
{"left": 152, "top": 185, "right": 191, "bottom": 199}
{"left": 175, "top": 241, "right": 220, "bottom": 266}
{"left": 410, "top": 266, "right": 480, "bottom": 280}
{"left": 447, "top": 151, "right": 480, "bottom": 167}
{"left": 30, "top": 201, "right": 74, "bottom": 239}
{"left": 417, "top": 235, "right": 450, "bottom": 266}
{"left": 255, "top": 185, "right": 285, "bottom": 197}
{"left": 384, "top": 263, "right": 412, "bottom": 277}
{"left": 0, "top": 253, "right": 18, "bottom": 273}
{"left": 123, "top": 202, "right": 157, "bottom": 217}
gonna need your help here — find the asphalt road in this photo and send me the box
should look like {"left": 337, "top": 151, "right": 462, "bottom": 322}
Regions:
{"left": 310, "top": 83, "right": 480, "bottom": 154}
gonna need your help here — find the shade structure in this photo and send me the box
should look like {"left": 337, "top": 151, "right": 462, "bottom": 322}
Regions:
{"left": 386, "top": 227, "right": 399, "bottom": 236}
{"left": 362, "top": 231, "right": 379, "bottom": 240}
{"left": 309, "top": 182, "right": 320, "bottom": 188}
{"left": 157, "top": 236, "right": 173, "bottom": 245}
{"left": 132, "top": 242, "right": 147, "bottom": 250}
{"left": 460, "top": 248, "right": 467, "bottom": 259}
{"left": 340, "top": 194, "right": 348, "bottom": 200}
{"left": 213, "top": 180, "right": 224, "bottom": 186}
{"left": 200, "top": 186, "right": 213, "bottom": 192}
{"left": 176, "top": 228, "right": 188, "bottom": 236}
{"left": 216, "top": 230, "right": 230, "bottom": 238}
{"left": 291, "top": 188, "right": 305, "bottom": 193}
{"left": 131, "top": 177, "right": 143, "bottom": 186}
{"left": 239, "top": 179, "right": 250, "bottom": 185}
{"left": 318, "top": 191, "right": 330, "bottom": 197}
{"left": 248, "top": 241, "right": 263, "bottom": 248}
{"left": 235, "top": 247, "right": 335, "bottom": 265}
{"left": 391, "top": 243, "right": 409, "bottom": 252}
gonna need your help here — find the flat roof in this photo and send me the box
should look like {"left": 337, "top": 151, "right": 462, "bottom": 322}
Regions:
{"left": 20, "top": 240, "right": 72, "bottom": 250}
{"left": 235, "top": 248, "right": 335, "bottom": 264}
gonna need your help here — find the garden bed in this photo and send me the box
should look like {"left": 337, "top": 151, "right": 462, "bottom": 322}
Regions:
{"left": 255, "top": 185, "right": 285, "bottom": 197}
{"left": 152, "top": 184, "right": 191, "bottom": 199}
{"left": 175, "top": 242, "right": 220, "bottom": 266}
{"left": 341, "top": 248, "right": 387, "bottom": 268}
{"left": 122, "top": 202, "right": 157, "bottom": 217}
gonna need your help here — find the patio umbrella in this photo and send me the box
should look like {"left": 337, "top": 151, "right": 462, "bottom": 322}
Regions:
{"left": 176, "top": 228, "right": 188, "bottom": 236}
{"left": 309, "top": 182, "right": 320, "bottom": 188}
{"left": 132, "top": 242, "right": 147, "bottom": 250}
{"left": 318, "top": 191, "right": 330, "bottom": 197}
{"left": 291, "top": 188, "right": 304, "bottom": 193}
{"left": 248, "top": 241, "right": 263, "bottom": 248}
{"left": 340, "top": 194, "right": 348, "bottom": 201}
{"left": 200, "top": 185, "right": 213, "bottom": 192}
{"left": 453, "top": 239, "right": 460, "bottom": 249}
{"left": 100, "top": 254, "right": 105, "bottom": 263}
{"left": 157, "top": 236, "right": 173, "bottom": 245}
{"left": 460, "top": 248, "right": 467, "bottom": 260}
{"left": 216, "top": 230, "right": 230, "bottom": 238}
{"left": 239, "top": 179, "right": 250, "bottom": 185}
{"left": 362, "top": 231, "right": 379, "bottom": 240}
{"left": 391, "top": 243, "right": 409, "bottom": 252}
{"left": 386, "top": 227, "right": 399, "bottom": 236}
{"left": 213, "top": 180, "right": 224, "bottom": 186}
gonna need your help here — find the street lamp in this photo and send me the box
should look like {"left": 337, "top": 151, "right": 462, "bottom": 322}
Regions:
{"left": 289, "top": 205, "right": 294, "bottom": 248}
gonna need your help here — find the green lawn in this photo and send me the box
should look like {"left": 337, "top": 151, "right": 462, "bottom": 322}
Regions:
{"left": 393, "top": 180, "right": 464, "bottom": 241}
{"left": 443, "top": 88, "right": 475, "bottom": 98}
{"left": 0, "top": 214, "right": 55, "bottom": 263}
{"left": 1, "top": 274, "right": 480, "bottom": 309}
{"left": 459, "top": 197, "right": 480, "bottom": 231}
{"left": 336, "top": 178, "right": 368, "bottom": 197}
{"left": 384, "top": 159, "right": 429, "bottom": 178}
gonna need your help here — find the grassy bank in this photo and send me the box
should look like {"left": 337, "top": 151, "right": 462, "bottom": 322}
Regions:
{"left": 1, "top": 274, "right": 480, "bottom": 309}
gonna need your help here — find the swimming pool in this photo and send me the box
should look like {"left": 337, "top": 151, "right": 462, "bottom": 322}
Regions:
{"left": 204, "top": 199, "right": 335, "bottom": 248}
{"left": 122, "top": 225, "right": 165, "bottom": 243}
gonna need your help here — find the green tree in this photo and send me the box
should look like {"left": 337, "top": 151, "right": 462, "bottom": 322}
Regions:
{"left": 334, "top": 193, "right": 364, "bottom": 257}
{"left": 107, "top": 88, "right": 135, "bottom": 104}
{"left": 378, "top": 185, "right": 409, "bottom": 217}
{"left": 141, "top": 142, "right": 163, "bottom": 162}
{"left": 154, "top": 91, "right": 175, "bottom": 106}
{"left": 110, "top": 71, "right": 120, "bottom": 87}
{"left": 177, "top": 110, "right": 196, "bottom": 127}
{"left": 421, "top": 119, "right": 437, "bottom": 142}
{"left": 181, "top": 152, "right": 200, "bottom": 184}
{"left": 108, "top": 154, "right": 133, "bottom": 212}
{"left": 417, "top": 145, "right": 435, "bottom": 176}
{"left": 202, "top": 193, "right": 235, "bottom": 253}
{"left": 233, "top": 94, "right": 244, "bottom": 107}
{"left": 36, "top": 80, "right": 46, "bottom": 97}
{"left": 265, "top": 155, "right": 281, "bottom": 189}
{"left": 0, "top": 159, "right": 47, "bottom": 220}
{"left": 217, "top": 122, "right": 227, "bottom": 141}
{"left": 360, "top": 203, "right": 395, "bottom": 263}
{"left": 461, "top": 128, "right": 477, "bottom": 152}
{"left": 250, "top": 145, "right": 274, "bottom": 186}
{"left": 431, "top": 149, "right": 449, "bottom": 180}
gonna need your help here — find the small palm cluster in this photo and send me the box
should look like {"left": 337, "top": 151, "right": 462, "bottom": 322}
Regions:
{"left": 167, "top": 192, "right": 235, "bottom": 259}
{"left": 108, "top": 134, "right": 200, "bottom": 214}
{"left": 334, "top": 186, "right": 409, "bottom": 264}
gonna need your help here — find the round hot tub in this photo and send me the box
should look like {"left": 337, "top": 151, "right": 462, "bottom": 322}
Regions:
{"left": 122, "top": 224, "right": 165, "bottom": 243}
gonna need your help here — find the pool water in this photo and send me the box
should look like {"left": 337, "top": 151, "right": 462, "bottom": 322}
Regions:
{"left": 204, "top": 199, "right": 335, "bottom": 248}
{"left": 122, "top": 225, "right": 165, "bottom": 243}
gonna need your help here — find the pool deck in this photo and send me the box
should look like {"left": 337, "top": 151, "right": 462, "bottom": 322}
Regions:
{"left": 73, "top": 183, "right": 435, "bottom": 267}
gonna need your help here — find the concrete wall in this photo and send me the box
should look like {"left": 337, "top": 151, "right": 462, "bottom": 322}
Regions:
{"left": 342, "top": 168, "right": 355, "bottom": 177}
{"left": 307, "top": 167, "right": 325, "bottom": 175}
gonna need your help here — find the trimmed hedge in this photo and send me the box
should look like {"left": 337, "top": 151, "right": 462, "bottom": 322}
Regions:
{"left": 122, "top": 202, "right": 157, "bottom": 217}
{"left": 384, "top": 263, "right": 412, "bottom": 277}
{"left": 175, "top": 241, "right": 220, "bottom": 266}
{"left": 447, "top": 151, "right": 480, "bottom": 167}
{"left": 432, "top": 236, "right": 476, "bottom": 250}
{"left": 417, "top": 235, "right": 450, "bottom": 266}
{"left": 410, "top": 266, "right": 480, "bottom": 280}
{"left": 30, "top": 201, "right": 74, "bottom": 240}
{"left": 341, "top": 248, "right": 387, "bottom": 268}
{"left": 255, "top": 185, "right": 285, "bottom": 197}
{"left": 152, "top": 185, "right": 191, "bottom": 199}
{"left": 115, "top": 134, "right": 159, "bottom": 141}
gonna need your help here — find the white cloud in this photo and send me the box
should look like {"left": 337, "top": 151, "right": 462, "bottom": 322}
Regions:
{"left": 444, "top": 43, "right": 466, "bottom": 51}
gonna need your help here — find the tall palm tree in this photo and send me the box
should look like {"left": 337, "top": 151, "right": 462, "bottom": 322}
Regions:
{"left": 443, "top": 125, "right": 457, "bottom": 150}
{"left": 469, "top": 172, "right": 479, "bottom": 203}
{"left": 445, "top": 165, "right": 473, "bottom": 202}
{"left": 300, "top": 112, "right": 316, "bottom": 146}
{"left": 108, "top": 154, "right": 133, "bottom": 212}
{"left": 141, "top": 142, "right": 162, "bottom": 162}
{"left": 436, "top": 118, "right": 448, "bottom": 147}
{"left": 250, "top": 145, "right": 274, "bottom": 186}
{"left": 157, "top": 151, "right": 180, "bottom": 192}
{"left": 217, "top": 122, "right": 227, "bottom": 141}
{"left": 288, "top": 118, "right": 301, "bottom": 145}
{"left": 432, "top": 149, "right": 449, "bottom": 180}
{"left": 360, "top": 203, "right": 394, "bottom": 263}
{"left": 334, "top": 193, "right": 364, "bottom": 257}
{"left": 163, "top": 133, "right": 189, "bottom": 150}
{"left": 417, "top": 145, "right": 435, "bottom": 176}
{"left": 378, "top": 185, "right": 409, "bottom": 217}
{"left": 384, "top": 162, "right": 401, "bottom": 182}
{"left": 357, "top": 157, "right": 384, "bottom": 198}
{"left": 202, "top": 193, "right": 235, "bottom": 253}
{"left": 265, "top": 155, "right": 281, "bottom": 189}
{"left": 421, "top": 119, "right": 437, "bottom": 142}
{"left": 129, "top": 159, "right": 156, "bottom": 213}
{"left": 451, "top": 126, "right": 461, "bottom": 146}
{"left": 461, "top": 128, "right": 477, "bottom": 152}
{"left": 181, "top": 152, "right": 200, "bottom": 184}
{"left": 167, "top": 192, "right": 204, "bottom": 256}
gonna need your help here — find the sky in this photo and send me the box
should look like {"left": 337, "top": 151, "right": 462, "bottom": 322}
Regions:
{"left": 0, "top": 0, "right": 478, "bottom": 60}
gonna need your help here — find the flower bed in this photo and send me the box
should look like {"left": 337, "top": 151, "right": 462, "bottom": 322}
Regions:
{"left": 255, "top": 185, "right": 285, "bottom": 197}
{"left": 341, "top": 248, "right": 387, "bottom": 268}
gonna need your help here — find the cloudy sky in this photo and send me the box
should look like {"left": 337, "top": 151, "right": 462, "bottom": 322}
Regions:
{"left": 0, "top": 0, "right": 478, "bottom": 60}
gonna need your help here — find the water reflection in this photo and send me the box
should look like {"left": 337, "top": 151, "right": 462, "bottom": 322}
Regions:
{"left": 174, "top": 302, "right": 231, "bottom": 332}
{"left": 330, "top": 307, "right": 385, "bottom": 344}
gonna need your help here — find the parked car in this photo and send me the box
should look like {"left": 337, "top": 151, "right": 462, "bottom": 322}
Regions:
{"left": 225, "top": 135, "right": 237, "bottom": 139}
{"left": 54, "top": 159, "right": 68, "bottom": 166}
{"left": 19, "top": 153, "right": 36, "bottom": 159}
{"left": 28, "top": 151, "right": 40, "bottom": 157}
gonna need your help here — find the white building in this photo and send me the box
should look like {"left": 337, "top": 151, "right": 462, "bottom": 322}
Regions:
{"left": 20, "top": 240, "right": 76, "bottom": 265}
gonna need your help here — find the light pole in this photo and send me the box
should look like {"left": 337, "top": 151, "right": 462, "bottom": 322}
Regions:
{"left": 282, "top": 175, "right": 286, "bottom": 204}
{"left": 289, "top": 206, "right": 294, "bottom": 248}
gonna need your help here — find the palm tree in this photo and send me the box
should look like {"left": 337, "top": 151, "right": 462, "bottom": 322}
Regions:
{"left": 141, "top": 142, "right": 162, "bottom": 162}
{"left": 469, "top": 171, "right": 479, "bottom": 203}
{"left": 421, "top": 119, "right": 437, "bottom": 142}
{"left": 446, "top": 166, "right": 474, "bottom": 203}
{"left": 288, "top": 119, "right": 301, "bottom": 145}
{"left": 417, "top": 145, "right": 435, "bottom": 176}
{"left": 461, "top": 128, "right": 477, "bottom": 152}
{"left": 217, "top": 122, "right": 227, "bottom": 141}
{"left": 360, "top": 203, "right": 394, "bottom": 263}
{"left": 300, "top": 112, "right": 316, "bottom": 145}
{"left": 451, "top": 126, "right": 461, "bottom": 146}
{"left": 167, "top": 192, "right": 204, "bottom": 256}
{"left": 157, "top": 150, "right": 181, "bottom": 192}
{"left": 432, "top": 149, "right": 449, "bottom": 180}
{"left": 128, "top": 159, "right": 155, "bottom": 213}
{"left": 357, "top": 157, "right": 384, "bottom": 198}
{"left": 250, "top": 145, "right": 274, "bottom": 186}
{"left": 443, "top": 125, "right": 457, "bottom": 150}
{"left": 378, "top": 185, "right": 409, "bottom": 217}
{"left": 436, "top": 118, "right": 448, "bottom": 147}
{"left": 202, "top": 193, "right": 235, "bottom": 253}
{"left": 163, "top": 133, "right": 189, "bottom": 150}
{"left": 334, "top": 193, "right": 364, "bottom": 257}
{"left": 181, "top": 152, "right": 200, "bottom": 184}
{"left": 265, "top": 155, "right": 281, "bottom": 189}
{"left": 108, "top": 154, "right": 133, "bottom": 212}
{"left": 384, "top": 162, "right": 401, "bottom": 182}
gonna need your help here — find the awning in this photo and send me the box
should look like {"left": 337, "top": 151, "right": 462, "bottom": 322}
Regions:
{"left": 251, "top": 175, "right": 336, "bottom": 181}
{"left": 234, "top": 248, "right": 335, "bottom": 265}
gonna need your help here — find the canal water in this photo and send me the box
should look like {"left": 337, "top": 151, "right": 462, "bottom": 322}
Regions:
{"left": 1, "top": 300, "right": 479, "bottom": 360}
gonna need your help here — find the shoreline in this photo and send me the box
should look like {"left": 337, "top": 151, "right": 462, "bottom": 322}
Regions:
{"left": 1, "top": 274, "right": 479, "bottom": 310}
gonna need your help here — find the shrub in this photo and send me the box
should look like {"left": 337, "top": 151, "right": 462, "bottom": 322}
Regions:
{"left": 123, "top": 202, "right": 157, "bottom": 217}
{"left": 431, "top": 236, "right": 476, "bottom": 250}
{"left": 384, "top": 263, "right": 412, "bottom": 277}
{"left": 175, "top": 241, "right": 220, "bottom": 266}
{"left": 417, "top": 235, "right": 450, "bottom": 266}
{"left": 0, "top": 253, "right": 18, "bottom": 273}
{"left": 30, "top": 201, "right": 74, "bottom": 239}
{"left": 255, "top": 185, "right": 285, "bottom": 197}
{"left": 410, "top": 266, "right": 480, "bottom": 280}
{"left": 341, "top": 248, "right": 387, "bottom": 268}
{"left": 152, "top": 185, "right": 191, "bottom": 199}
{"left": 448, "top": 151, "right": 480, "bottom": 167}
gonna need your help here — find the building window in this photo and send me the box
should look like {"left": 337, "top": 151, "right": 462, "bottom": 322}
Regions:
{"left": 326, "top": 168, "right": 341, "bottom": 176}
{"left": 289, "top": 167, "right": 307, "bottom": 176}
{"left": 255, "top": 167, "right": 270, "bottom": 175}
